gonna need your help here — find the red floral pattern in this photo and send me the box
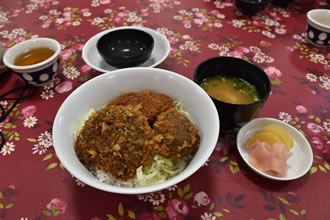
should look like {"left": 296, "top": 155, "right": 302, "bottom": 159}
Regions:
{"left": 0, "top": 0, "right": 329, "bottom": 219}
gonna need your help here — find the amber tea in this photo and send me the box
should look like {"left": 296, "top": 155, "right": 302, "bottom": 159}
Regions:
{"left": 14, "top": 47, "right": 55, "bottom": 66}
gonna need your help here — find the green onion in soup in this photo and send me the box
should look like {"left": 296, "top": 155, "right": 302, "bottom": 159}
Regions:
{"left": 201, "top": 75, "right": 259, "bottom": 105}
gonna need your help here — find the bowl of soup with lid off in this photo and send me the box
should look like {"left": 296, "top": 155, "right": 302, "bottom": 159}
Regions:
{"left": 194, "top": 56, "right": 271, "bottom": 130}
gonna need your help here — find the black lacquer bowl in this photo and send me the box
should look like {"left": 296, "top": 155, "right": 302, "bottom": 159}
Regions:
{"left": 96, "top": 29, "right": 154, "bottom": 68}
{"left": 235, "top": 0, "right": 271, "bottom": 16}
{"left": 194, "top": 57, "right": 272, "bottom": 130}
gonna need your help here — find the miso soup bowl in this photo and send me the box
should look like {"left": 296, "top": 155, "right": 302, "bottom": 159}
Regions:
{"left": 3, "top": 37, "right": 61, "bottom": 86}
{"left": 194, "top": 57, "right": 272, "bottom": 130}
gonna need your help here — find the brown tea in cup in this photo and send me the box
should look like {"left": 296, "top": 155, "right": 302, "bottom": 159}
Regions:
{"left": 14, "top": 47, "right": 55, "bottom": 66}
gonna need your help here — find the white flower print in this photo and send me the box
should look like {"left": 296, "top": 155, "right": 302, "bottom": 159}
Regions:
{"left": 32, "top": 140, "right": 51, "bottom": 155}
{"left": 208, "top": 43, "right": 219, "bottom": 50}
{"left": 322, "top": 80, "right": 330, "bottom": 90}
{"left": 184, "top": 41, "right": 194, "bottom": 47}
{"left": 104, "top": 9, "right": 112, "bottom": 14}
{"left": 214, "top": 22, "right": 223, "bottom": 28}
{"left": 262, "top": 31, "right": 275, "bottom": 38}
{"left": 293, "top": 34, "right": 303, "bottom": 40}
{"left": 39, "top": 15, "right": 48, "bottom": 20}
{"left": 83, "top": 12, "right": 91, "bottom": 17}
{"left": 189, "top": 45, "right": 199, "bottom": 51}
{"left": 179, "top": 44, "right": 188, "bottom": 50}
{"left": 74, "top": 177, "right": 85, "bottom": 187}
{"left": 174, "top": 15, "right": 183, "bottom": 20}
{"left": 166, "top": 184, "right": 178, "bottom": 191}
{"left": 63, "top": 66, "right": 80, "bottom": 79}
{"left": 201, "top": 212, "right": 216, "bottom": 220}
{"left": 249, "top": 46, "right": 261, "bottom": 53}
{"left": 323, "top": 121, "right": 330, "bottom": 133}
{"left": 232, "top": 19, "right": 245, "bottom": 28}
{"left": 311, "top": 53, "right": 325, "bottom": 61}
{"left": 306, "top": 73, "right": 318, "bottom": 82}
{"left": 137, "top": 194, "right": 152, "bottom": 202}
{"left": 12, "top": 28, "right": 26, "bottom": 36}
{"left": 148, "top": 192, "right": 166, "bottom": 205}
{"left": 43, "top": 81, "right": 55, "bottom": 90}
{"left": 184, "top": 23, "right": 192, "bottom": 28}
{"left": 319, "top": 76, "right": 329, "bottom": 83}
{"left": 265, "top": 56, "right": 274, "bottom": 63}
{"left": 40, "top": 89, "right": 55, "bottom": 100}
{"left": 0, "top": 100, "right": 8, "bottom": 109}
{"left": 202, "top": 159, "right": 210, "bottom": 167}
{"left": 52, "top": 76, "right": 61, "bottom": 85}
{"left": 156, "top": 27, "right": 167, "bottom": 35}
{"left": 216, "top": 13, "right": 225, "bottom": 19}
{"left": 72, "top": 21, "right": 81, "bottom": 26}
{"left": 265, "top": 18, "right": 279, "bottom": 27}
{"left": 38, "top": 131, "right": 52, "bottom": 144}
{"left": 92, "top": 2, "right": 100, "bottom": 7}
{"left": 42, "top": 23, "right": 50, "bottom": 28}
{"left": 253, "top": 54, "right": 266, "bottom": 63}
{"left": 218, "top": 46, "right": 229, "bottom": 56}
{"left": 23, "top": 116, "right": 38, "bottom": 128}
{"left": 1, "top": 142, "right": 15, "bottom": 156}
{"left": 279, "top": 112, "right": 292, "bottom": 123}
{"left": 49, "top": 9, "right": 59, "bottom": 15}
{"left": 91, "top": 17, "right": 104, "bottom": 25}
{"left": 182, "top": 34, "right": 191, "bottom": 40}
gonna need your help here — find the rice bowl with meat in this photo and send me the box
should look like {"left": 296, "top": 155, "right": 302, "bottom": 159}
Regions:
{"left": 74, "top": 90, "right": 199, "bottom": 187}
{"left": 53, "top": 67, "right": 219, "bottom": 194}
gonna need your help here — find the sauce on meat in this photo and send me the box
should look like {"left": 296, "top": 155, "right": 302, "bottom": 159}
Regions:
{"left": 74, "top": 90, "right": 200, "bottom": 182}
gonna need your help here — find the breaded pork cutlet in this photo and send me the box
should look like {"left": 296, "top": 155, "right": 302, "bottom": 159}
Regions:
{"left": 151, "top": 108, "right": 200, "bottom": 158}
{"left": 74, "top": 104, "right": 152, "bottom": 180}
{"left": 107, "top": 90, "right": 174, "bottom": 124}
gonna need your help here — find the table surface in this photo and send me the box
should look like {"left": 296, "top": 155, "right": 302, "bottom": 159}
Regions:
{"left": 0, "top": 0, "right": 329, "bottom": 219}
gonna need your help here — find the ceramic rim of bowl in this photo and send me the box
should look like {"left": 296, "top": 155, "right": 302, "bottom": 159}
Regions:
{"left": 3, "top": 38, "right": 61, "bottom": 71}
{"left": 307, "top": 9, "right": 330, "bottom": 33}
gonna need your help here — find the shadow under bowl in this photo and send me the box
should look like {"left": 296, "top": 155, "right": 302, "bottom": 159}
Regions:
{"left": 194, "top": 56, "right": 272, "bottom": 130}
{"left": 96, "top": 29, "right": 154, "bottom": 68}
{"left": 235, "top": 0, "right": 271, "bottom": 16}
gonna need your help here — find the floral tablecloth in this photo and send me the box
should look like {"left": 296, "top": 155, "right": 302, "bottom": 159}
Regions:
{"left": 0, "top": 0, "right": 329, "bottom": 219}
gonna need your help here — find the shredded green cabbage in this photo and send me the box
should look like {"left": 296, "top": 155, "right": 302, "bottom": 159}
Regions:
{"left": 174, "top": 100, "right": 190, "bottom": 118}
{"left": 135, "top": 155, "right": 189, "bottom": 187}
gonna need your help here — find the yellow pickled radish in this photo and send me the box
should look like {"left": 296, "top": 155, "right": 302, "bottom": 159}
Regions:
{"left": 246, "top": 124, "right": 294, "bottom": 152}
{"left": 247, "top": 131, "right": 281, "bottom": 148}
{"left": 258, "top": 124, "right": 294, "bottom": 151}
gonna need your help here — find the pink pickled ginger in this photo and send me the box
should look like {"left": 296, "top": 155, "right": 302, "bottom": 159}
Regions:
{"left": 248, "top": 141, "right": 292, "bottom": 177}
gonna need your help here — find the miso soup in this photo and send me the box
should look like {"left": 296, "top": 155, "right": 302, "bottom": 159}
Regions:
{"left": 14, "top": 47, "right": 55, "bottom": 66}
{"left": 201, "top": 75, "right": 259, "bottom": 104}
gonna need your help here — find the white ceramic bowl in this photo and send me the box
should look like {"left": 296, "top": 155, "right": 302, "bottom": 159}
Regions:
{"left": 306, "top": 9, "right": 330, "bottom": 47}
{"left": 3, "top": 38, "right": 61, "bottom": 86}
{"left": 237, "top": 118, "right": 313, "bottom": 181}
{"left": 53, "top": 67, "right": 220, "bottom": 194}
